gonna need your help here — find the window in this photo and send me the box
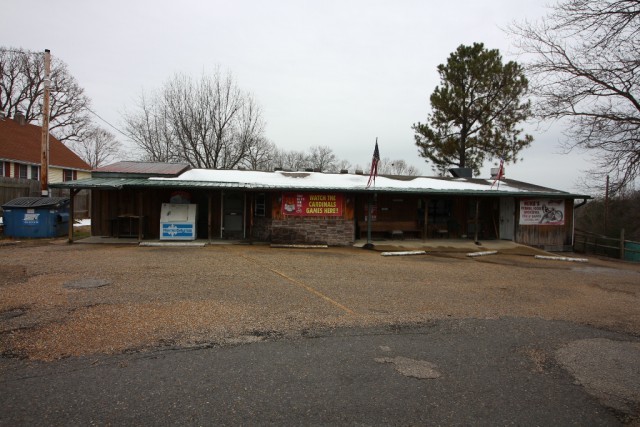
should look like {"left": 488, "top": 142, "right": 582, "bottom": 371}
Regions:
{"left": 63, "top": 169, "right": 77, "bottom": 182}
{"left": 255, "top": 193, "right": 266, "bottom": 217}
{"left": 427, "top": 198, "right": 451, "bottom": 225}
{"left": 18, "top": 164, "right": 28, "bottom": 179}
{"left": 31, "top": 165, "right": 39, "bottom": 181}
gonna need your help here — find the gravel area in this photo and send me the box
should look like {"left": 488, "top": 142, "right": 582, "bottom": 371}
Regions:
{"left": 1, "top": 239, "right": 639, "bottom": 361}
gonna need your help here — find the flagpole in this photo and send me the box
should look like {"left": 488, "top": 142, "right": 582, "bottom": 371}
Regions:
{"left": 365, "top": 138, "right": 380, "bottom": 249}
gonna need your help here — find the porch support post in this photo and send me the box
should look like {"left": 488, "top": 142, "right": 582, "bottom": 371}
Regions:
{"left": 220, "top": 191, "right": 224, "bottom": 239}
{"left": 366, "top": 192, "right": 376, "bottom": 245}
{"left": 208, "top": 193, "right": 213, "bottom": 243}
{"left": 422, "top": 198, "right": 428, "bottom": 240}
{"left": 67, "top": 188, "right": 80, "bottom": 243}
{"left": 474, "top": 198, "right": 480, "bottom": 244}
{"left": 137, "top": 191, "right": 143, "bottom": 242}
{"left": 248, "top": 192, "right": 253, "bottom": 243}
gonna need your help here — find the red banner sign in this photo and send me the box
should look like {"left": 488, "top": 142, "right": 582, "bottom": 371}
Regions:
{"left": 281, "top": 193, "right": 343, "bottom": 217}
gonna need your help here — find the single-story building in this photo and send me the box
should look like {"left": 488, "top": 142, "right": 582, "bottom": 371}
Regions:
{"left": 51, "top": 161, "right": 590, "bottom": 251}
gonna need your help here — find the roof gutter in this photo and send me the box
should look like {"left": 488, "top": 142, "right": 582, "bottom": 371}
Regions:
{"left": 574, "top": 198, "right": 589, "bottom": 209}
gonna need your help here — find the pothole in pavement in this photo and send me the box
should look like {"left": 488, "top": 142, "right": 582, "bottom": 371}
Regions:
{"left": 375, "top": 356, "right": 441, "bottom": 379}
{"left": 556, "top": 338, "right": 640, "bottom": 416}
{"left": 63, "top": 279, "right": 111, "bottom": 289}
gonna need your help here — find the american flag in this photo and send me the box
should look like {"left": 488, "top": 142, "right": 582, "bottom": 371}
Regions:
{"left": 491, "top": 158, "right": 504, "bottom": 189}
{"left": 367, "top": 139, "right": 380, "bottom": 188}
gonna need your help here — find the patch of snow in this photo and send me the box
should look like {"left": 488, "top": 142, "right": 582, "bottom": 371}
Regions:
{"left": 534, "top": 255, "right": 588, "bottom": 263}
{"left": 467, "top": 250, "right": 498, "bottom": 257}
{"left": 74, "top": 219, "right": 91, "bottom": 227}
{"left": 381, "top": 251, "right": 427, "bottom": 256}
{"left": 151, "top": 169, "right": 538, "bottom": 193}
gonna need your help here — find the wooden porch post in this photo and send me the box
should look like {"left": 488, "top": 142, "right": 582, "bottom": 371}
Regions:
{"left": 366, "top": 195, "right": 373, "bottom": 244}
{"left": 68, "top": 188, "right": 79, "bottom": 243}
{"left": 137, "top": 191, "right": 143, "bottom": 242}
{"left": 248, "top": 192, "right": 254, "bottom": 243}
{"left": 474, "top": 198, "right": 480, "bottom": 244}
{"left": 208, "top": 193, "right": 213, "bottom": 243}
{"left": 422, "top": 198, "right": 428, "bottom": 240}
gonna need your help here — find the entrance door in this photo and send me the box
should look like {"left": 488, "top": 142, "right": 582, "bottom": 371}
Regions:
{"left": 499, "top": 197, "right": 515, "bottom": 240}
{"left": 223, "top": 192, "right": 244, "bottom": 239}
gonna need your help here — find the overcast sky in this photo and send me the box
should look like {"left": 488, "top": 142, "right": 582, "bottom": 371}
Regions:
{"left": 2, "top": 0, "right": 594, "bottom": 192}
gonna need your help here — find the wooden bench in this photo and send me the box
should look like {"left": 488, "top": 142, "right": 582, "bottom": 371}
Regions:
{"left": 358, "top": 221, "right": 421, "bottom": 239}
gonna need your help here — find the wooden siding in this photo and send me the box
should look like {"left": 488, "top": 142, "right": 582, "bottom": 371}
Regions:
{"left": 91, "top": 188, "right": 223, "bottom": 239}
{"left": 353, "top": 194, "right": 500, "bottom": 240}
{"left": 515, "top": 199, "right": 574, "bottom": 248}
{"left": 85, "top": 186, "right": 576, "bottom": 248}
{"left": 0, "top": 161, "right": 91, "bottom": 183}
{"left": 49, "top": 168, "right": 63, "bottom": 183}
{"left": 77, "top": 171, "right": 91, "bottom": 180}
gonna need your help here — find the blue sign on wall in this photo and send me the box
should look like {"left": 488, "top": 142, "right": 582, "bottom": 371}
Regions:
{"left": 161, "top": 223, "right": 195, "bottom": 239}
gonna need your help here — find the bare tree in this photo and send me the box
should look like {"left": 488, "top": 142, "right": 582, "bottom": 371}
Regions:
{"left": 335, "top": 159, "right": 352, "bottom": 172}
{"left": 242, "top": 137, "right": 276, "bottom": 170}
{"left": 69, "top": 125, "right": 122, "bottom": 169}
{"left": 262, "top": 146, "right": 351, "bottom": 173}
{"left": 122, "top": 91, "right": 177, "bottom": 163}
{"left": 0, "top": 47, "right": 91, "bottom": 143}
{"left": 511, "top": 0, "right": 640, "bottom": 194}
{"left": 282, "top": 150, "right": 309, "bottom": 171}
{"left": 307, "top": 145, "right": 338, "bottom": 172}
{"left": 124, "top": 70, "right": 266, "bottom": 169}
{"left": 376, "top": 158, "right": 420, "bottom": 176}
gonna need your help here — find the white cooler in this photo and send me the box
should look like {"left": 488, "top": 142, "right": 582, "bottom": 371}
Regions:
{"left": 159, "top": 203, "right": 197, "bottom": 240}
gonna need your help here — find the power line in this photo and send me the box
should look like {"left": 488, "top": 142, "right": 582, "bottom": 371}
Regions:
{"left": 86, "top": 107, "right": 129, "bottom": 139}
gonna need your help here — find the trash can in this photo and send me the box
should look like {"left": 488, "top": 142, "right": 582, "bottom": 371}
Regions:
{"left": 1, "top": 197, "right": 70, "bottom": 238}
{"left": 625, "top": 242, "right": 640, "bottom": 262}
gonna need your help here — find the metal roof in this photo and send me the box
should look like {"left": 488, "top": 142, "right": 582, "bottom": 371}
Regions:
{"left": 2, "top": 197, "right": 69, "bottom": 208}
{"left": 92, "top": 161, "right": 191, "bottom": 178}
{"left": 49, "top": 173, "right": 591, "bottom": 199}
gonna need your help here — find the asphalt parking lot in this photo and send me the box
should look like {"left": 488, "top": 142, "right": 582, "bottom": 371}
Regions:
{"left": 1, "top": 240, "right": 640, "bottom": 424}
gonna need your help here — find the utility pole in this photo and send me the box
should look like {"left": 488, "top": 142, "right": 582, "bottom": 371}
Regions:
{"left": 604, "top": 175, "right": 609, "bottom": 235}
{"left": 40, "top": 49, "right": 51, "bottom": 197}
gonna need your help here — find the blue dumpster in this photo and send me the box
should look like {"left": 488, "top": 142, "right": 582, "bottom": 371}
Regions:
{"left": 1, "top": 197, "right": 70, "bottom": 238}
{"left": 625, "top": 241, "right": 640, "bottom": 262}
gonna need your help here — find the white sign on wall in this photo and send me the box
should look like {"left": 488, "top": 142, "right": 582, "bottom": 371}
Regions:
{"left": 519, "top": 199, "right": 565, "bottom": 225}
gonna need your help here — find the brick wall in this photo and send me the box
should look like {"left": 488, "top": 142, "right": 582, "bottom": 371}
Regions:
{"left": 252, "top": 217, "right": 272, "bottom": 241}
{"left": 252, "top": 217, "right": 355, "bottom": 246}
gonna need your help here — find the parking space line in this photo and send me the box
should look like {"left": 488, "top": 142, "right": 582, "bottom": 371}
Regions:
{"left": 238, "top": 254, "right": 356, "bottom": 315}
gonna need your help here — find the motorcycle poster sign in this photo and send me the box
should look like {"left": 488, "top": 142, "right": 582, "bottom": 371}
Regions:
{"left": 519, "top": 199, "right": 565, "bottom": 225}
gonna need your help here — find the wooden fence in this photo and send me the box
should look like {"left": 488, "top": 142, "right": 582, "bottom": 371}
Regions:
{"left": 574, "top": 229, "right": 640, "bottom": 262}
{"left": 0, "top": 177, "right": 90, "bottom": 218}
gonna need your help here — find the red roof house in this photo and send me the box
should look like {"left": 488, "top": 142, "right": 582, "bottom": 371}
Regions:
{"left": 0, "top": 112, "right": 91, "bottom": 182}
